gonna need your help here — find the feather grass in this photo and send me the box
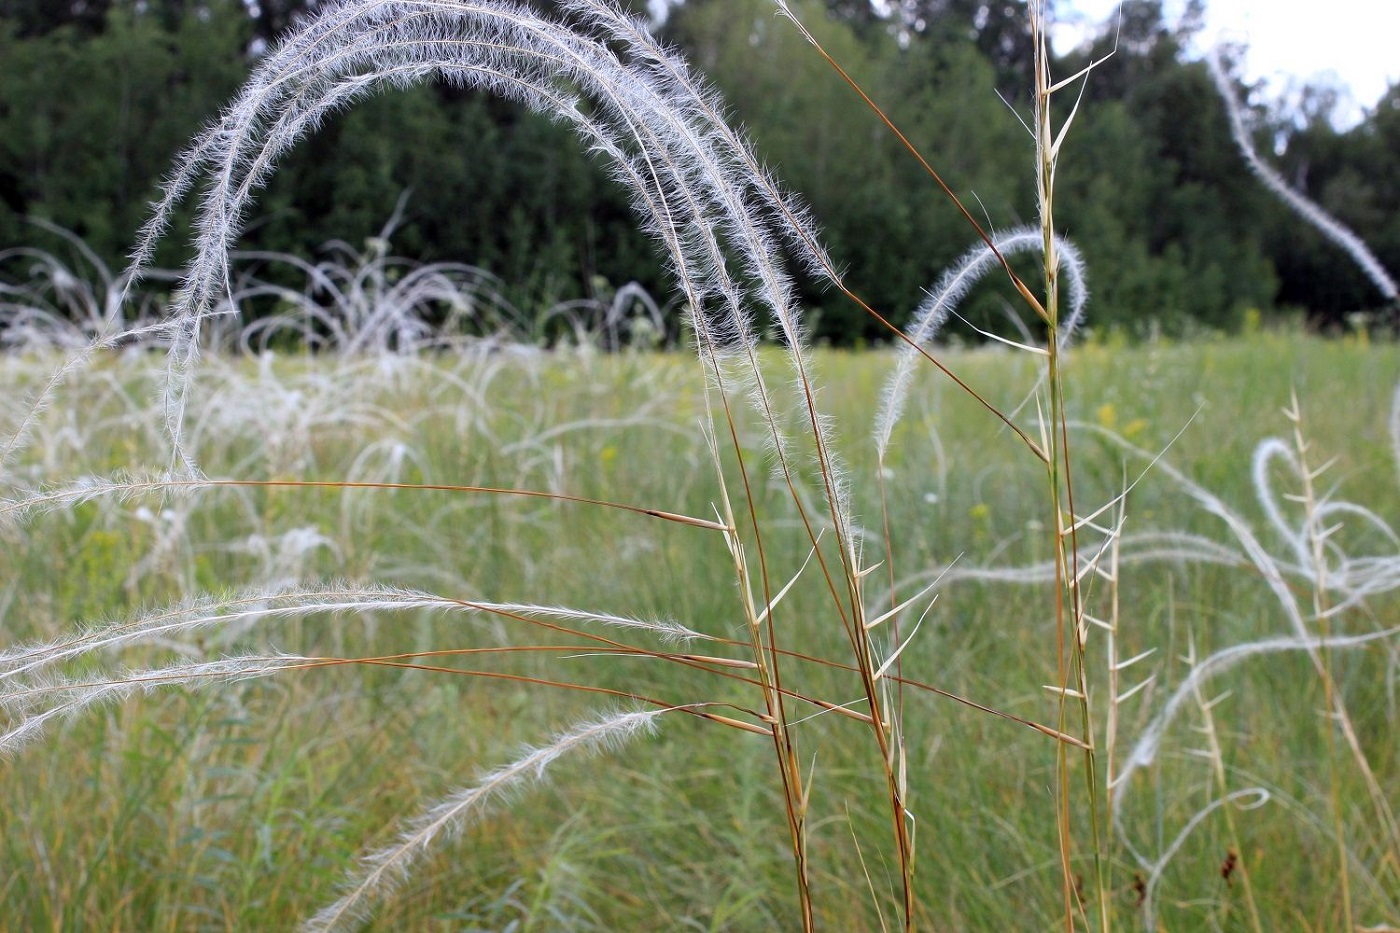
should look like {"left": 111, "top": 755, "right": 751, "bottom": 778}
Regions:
{"left": 1207, "top": 49, "right": 1398, "bottom": 303}
{"left": 304, "top": 708, "right": 663, "bottom": 933}
{"left": 1, "top": 2, "right": 1397, "bottom": 928}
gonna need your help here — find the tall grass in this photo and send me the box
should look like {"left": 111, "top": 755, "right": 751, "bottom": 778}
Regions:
{"left": 1, "top": 1, "right": 1398, "bottom": 930}
{"left": 2, "top": 336, "right": 1399, "bottom": 928}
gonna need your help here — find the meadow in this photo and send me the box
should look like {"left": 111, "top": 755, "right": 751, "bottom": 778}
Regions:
{"left": 2, "top": 1, "right": 1399, "bottom": 930}
{"left": 2, "top": 331, "right": 1397, "bottom": 930}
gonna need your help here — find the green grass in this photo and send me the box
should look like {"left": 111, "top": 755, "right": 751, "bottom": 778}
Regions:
{"left": 2, "top": 331, "right": 1397, "bottom": 929}
{"left": 5, "top": 4, "right": 1396, "bottom": 929}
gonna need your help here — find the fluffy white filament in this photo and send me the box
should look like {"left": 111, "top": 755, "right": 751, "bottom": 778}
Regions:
{"left": 1207, "top": 49, "right": 1397, "bottom": 302}
{"left": 304, "top": 708, "right": 663, "bottom": 932}
{"left": 874, "top": 226, "right": 1087, "bottom": 459}
{"left": 0, "top": 584, "right": 703, "bottom": 689}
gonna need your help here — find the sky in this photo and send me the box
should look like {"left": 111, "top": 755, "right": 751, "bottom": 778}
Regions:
{"left": 1053, "top": 0, "right": 1400, "bottom": 128}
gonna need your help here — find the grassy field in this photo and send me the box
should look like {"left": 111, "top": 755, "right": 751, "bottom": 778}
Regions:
{"left": 7, "top": 2, "right": 1398, "bottom": 928}
{"left": 2, "top": 331, "right": 1397, "bottom": 930}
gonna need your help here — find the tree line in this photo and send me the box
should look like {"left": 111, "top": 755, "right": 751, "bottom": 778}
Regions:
{"left": 1, "top": 0, "right": 1397, "bottom": 342}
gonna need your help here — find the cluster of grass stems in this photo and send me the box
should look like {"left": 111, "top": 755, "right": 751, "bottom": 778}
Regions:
{"left": 1, "top": 0, "right": 1398, "bottom": 929}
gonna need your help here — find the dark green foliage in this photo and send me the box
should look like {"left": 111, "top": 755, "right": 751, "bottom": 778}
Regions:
{"left": 0, "top": 0, "right": 664, "bottom": 318}
{"left": 0, "top": 0, "right": 1397, "bottom": 340}
{"left": 0, "top": 2, "right": 253, "bottom": 268}
{"left": 666, "top": 0, "right": 1031, "bottom": 342}
{"left": 249, "top": 82, "right": 664, "bottom": 314}
{"left": 0, "top": 0, "right": 118, "bottom": 38}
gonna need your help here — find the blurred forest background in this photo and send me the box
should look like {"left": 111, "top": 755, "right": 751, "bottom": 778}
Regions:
{"left": 1, "top": 0, "right": 1397, "bottom": 343}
